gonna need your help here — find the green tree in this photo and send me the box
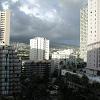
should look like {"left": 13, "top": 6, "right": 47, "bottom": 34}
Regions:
{"left": 81, "top": 75, "right": 89, "bottom": 86}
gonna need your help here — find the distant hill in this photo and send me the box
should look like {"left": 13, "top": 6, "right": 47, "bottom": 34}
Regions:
{"left": 11, "top": 41, "right": 79, "bottom": 49}
{"left": 50, "top": 42, "right": 79, "bottom": 49}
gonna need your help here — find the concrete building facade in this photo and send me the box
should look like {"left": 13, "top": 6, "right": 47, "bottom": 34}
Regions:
{"left": 22, "top": 60, "right": 51, "bottom": 78}
{"left": 51, "top": 49, "right": 74, "bottom": 60}
{"left": 30, "top": 37, "right": 49, "bottom": 61}
{"left": 80, "top": 6, "right": 88, "bottom": 62}
{"left": 0, "top": 10, "right": 10, "bottom": 45}
{"left": 87, "top": 0, "right": 100, "bottom": 75}
{"left": 0, "top": 46, "right": 21, "bottom": 96}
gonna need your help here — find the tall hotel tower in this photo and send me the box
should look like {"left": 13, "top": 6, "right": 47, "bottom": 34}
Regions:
{"left": 80, "top": 6, "right": 88, "bottom": 62}
{"left": 30, "top": 37, "right": 49, "bottom": 61}
{"left": 0, "top": 10, "right": 10, "bottom": 45}
{"left": 87, "top": 0, "right": 100, "bottom": 75}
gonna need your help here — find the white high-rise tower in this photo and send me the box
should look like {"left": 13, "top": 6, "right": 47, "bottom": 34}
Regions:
{"left": 30, "top": 37, "right": 49, "bottom": 61}
{"left": 87, "top": 0, "right": 100, "bottom": 75}
{"left": 0, "top": 10, "right": 10, "bottom": 45}
{"left": 80, "top": 6, "right": 88, "bottom": 62}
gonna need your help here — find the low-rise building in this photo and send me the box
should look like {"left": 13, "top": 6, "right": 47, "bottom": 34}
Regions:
{"left": 51, "top": 49, "right": 77, "bottom": 72}
{"left": 22, "top": 60, "right": 51, "bottom": 78}
{"left": 51, "top": 49, "right": 74, "bottom": 60}
{"left": 11, "top": 42, "right": 30, "bottom": 61}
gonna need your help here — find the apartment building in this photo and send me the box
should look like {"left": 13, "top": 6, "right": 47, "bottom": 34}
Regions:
{"left": 30, "top": 37, "right": 49, "bottom": 61}
{"left": 80, "top": 6, "right": 88, "bottom": 62}
{"left": 0, "top": 10, "right": 10, "bottom": 45}
{"left": 87, "top": 0, "right": 100, "bottom": 75}
{"left": 0, "top": 46, "right": 21, "bottom": 96}
{"left": 22, "top": 60, "right": 51, "bottom": 78}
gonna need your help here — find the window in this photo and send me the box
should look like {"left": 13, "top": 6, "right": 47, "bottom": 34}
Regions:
{"left": 5, "top": 66, "right": 7, "bottom": 70}
{"left": 5, "top": 78, "right": 7, "bottom": 82}
{"left": 5, "top": 86, "right": 7, "bottom": 90}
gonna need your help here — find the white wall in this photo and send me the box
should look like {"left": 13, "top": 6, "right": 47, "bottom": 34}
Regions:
{"left": 87, "top": 0, "right": 100, "bottom": 70}
{"left": 30, "top": 37, "right": 49, "bottom": 61}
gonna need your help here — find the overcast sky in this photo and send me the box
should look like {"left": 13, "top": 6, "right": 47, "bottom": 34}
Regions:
{"left": 0, "top": 0, "right": 86, "bottom": 45}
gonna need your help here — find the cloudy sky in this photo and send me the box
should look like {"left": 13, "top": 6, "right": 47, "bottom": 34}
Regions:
{"left": 0, "top": 0, "right": 86, "bottom": 45}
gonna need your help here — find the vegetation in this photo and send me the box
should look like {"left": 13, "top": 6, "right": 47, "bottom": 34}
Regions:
{"left": 54, "top": 72, "right": 99, "bottom": 100}
{"left": 20, "top": 73, "right": 49, "bottom": 100}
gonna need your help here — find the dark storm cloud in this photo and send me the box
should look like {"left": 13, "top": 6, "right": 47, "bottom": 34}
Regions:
{"left": 0, "top": 0, "right": 4, "bottom": 10}
{"left": 0, "top": 0, "right": 85, "bottom": 45}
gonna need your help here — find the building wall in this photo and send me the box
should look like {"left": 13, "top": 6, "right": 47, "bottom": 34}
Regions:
{"left": 87, "top": 0, "right": 100, "bottom": 71}
{"left": 30, "top": 37, "right": 49, "bottom": 61}
{"left": 0, "top": 10, "right": 10, "bottom": 45}
{"left": 51, "top": 49, "right": 74, "bottom": 60}
{"left": 23, "top": 61, "right": 51, "bottom": 78}
{"left": 80, "top": 6, "right": 88, "bottom": 62}
{"left": 0, "top": 46, "right": 21, "bottom": 96}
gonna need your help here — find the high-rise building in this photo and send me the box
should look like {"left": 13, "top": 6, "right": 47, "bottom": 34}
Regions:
{"left": 30, "top": 37, "right": 49, "bottom": 61}
{"left": 87, "top": 0, "right": 100, "bottom": 75}
{"left": 0, "top": 10, "right": 10, "bottom": 45}
{"left": 80, "top": 6, "right": 88, "bottom": 62}
{"left": 0, "top": 46, "right": 21, "bottom": 96}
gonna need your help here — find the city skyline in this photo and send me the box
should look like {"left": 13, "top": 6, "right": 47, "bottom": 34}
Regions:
{"left": 1, "top": 0, "right": 100, "bottom": 99}
{"left": 0, "top": 0, "right": 87, "bottom": 45}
